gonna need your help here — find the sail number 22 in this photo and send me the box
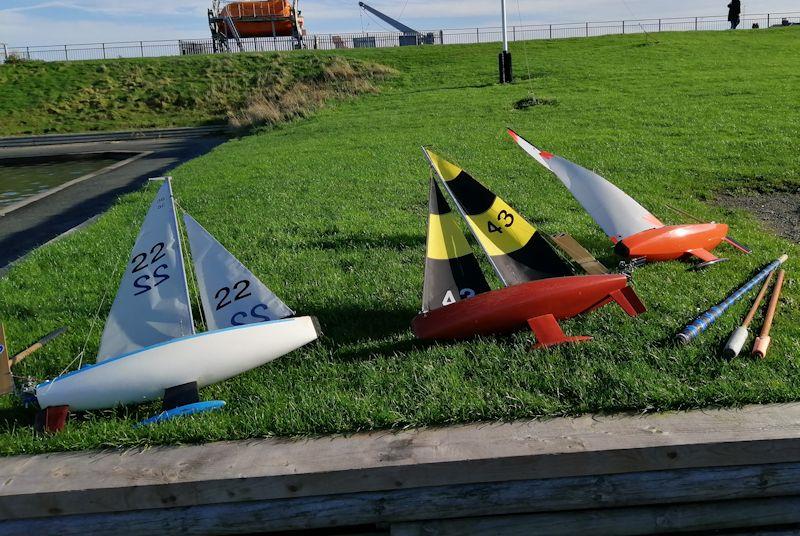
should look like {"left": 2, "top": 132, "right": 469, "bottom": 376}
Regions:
{"left": 214, "top": 280, "right": 274, "bottom": 326}
{"left": 131, "top": 242, "right": 170, "bottom": 296}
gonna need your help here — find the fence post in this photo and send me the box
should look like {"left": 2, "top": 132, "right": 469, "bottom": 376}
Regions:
{"left": 140, "top": 41, "right": 144, "bottom": 57}
{"left": 102, "top": 42, "right": 106, "bottom": 59}
{"left": 1, "top": 43, "right": 6, "bottom": 62}
{"left": 512, "top": 25, "right": 516, "bottom": 41}
{"left": 64, "top": 45, "right": 68, "bottom": 61}
{"left": 658, "top": 18, "right": 662, "bottom": 32}
{"left": 439, "top": 29, "right": 444, "bottom": 44}
{"left": 694, "top": 17, "right": 698, "bottom": 31}
{"left": 767, "top": 13, "right": 770, "bottom": 26}
{"left": 622, "top": 20, "right": 625, "bottom": 34}
{"left": 585, "top": 21, "right": 589, "bottom": 36}
{"left": 476, "top": 27, "right": 479, "bottom": 43}
{"left": 26, "top": 46, "right": 30, "bottom": 60}
{"left": 549, "top": 24, "right": 552, "bottom": 39}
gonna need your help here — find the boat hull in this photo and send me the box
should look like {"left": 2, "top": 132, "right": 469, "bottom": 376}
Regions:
{"left": 412, "top": 275, "right": 636, "bottom": 340}
{"left": 36, "top": 316, "right": 320, "bottom": 411}
{"left": 614, "top": 223, "right": 728, "bottom": 262}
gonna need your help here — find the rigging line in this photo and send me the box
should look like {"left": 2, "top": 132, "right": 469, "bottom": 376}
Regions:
{"left": 362, "top": 9, "right": 396, "bottom": 33}
{"left": 43, "top": 254, "right": 122, "bottom": 390}
{"left": 514, "top": 0, "right": 535, "bottom": 96}
{"left": 397, "top": 0, "right": 410, "bottom": 21}
{"left": 618, "top": 0, "right": 654, "bottom": 41}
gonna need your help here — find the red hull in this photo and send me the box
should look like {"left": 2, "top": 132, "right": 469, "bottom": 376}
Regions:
{"left": 614, "top": 223, "right": 728, "bottom": 262}
{"left": 412, "top": 274, "right": 643, "bottom": 340}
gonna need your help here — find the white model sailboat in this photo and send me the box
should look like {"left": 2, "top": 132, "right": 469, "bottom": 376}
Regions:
{"left": 34, "top": 178, "right": 320, "bottom": 419}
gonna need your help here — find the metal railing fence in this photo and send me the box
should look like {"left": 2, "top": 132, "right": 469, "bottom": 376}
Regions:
{"left": 1, "top": 12, "right": 798, "bottom": 63}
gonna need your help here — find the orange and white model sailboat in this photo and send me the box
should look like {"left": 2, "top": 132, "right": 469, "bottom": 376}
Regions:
{"left": 508, "top": 129, "right": 750, "bottom": 268}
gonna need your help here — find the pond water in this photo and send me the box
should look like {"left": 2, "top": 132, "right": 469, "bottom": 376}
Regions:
{"left": 0, "top": 157, "right": 121, "bottom": 209}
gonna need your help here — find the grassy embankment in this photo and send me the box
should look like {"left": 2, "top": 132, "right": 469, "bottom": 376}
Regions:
{"left": 0, "top": 53, "right": 395, "bottom": 135}
{"left": 1, "top": 28, "right": 799, "bottom": 455}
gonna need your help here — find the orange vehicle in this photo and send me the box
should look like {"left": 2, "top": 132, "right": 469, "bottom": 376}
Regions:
{"left": 209, "top": 0, "right": 305, "bottom": 49}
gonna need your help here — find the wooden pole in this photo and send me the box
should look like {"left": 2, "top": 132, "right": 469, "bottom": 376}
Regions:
{"left": 752, "top": 269, "right": 785, "bottom": 359}
{"left": 742, "top": 272, "right": 774, "bottom": 329}
{"left": 0, "top": 324, "right": 13, "bottom": 395}
{"left": 9, "top": 326, "right": 67, "bottom": 368}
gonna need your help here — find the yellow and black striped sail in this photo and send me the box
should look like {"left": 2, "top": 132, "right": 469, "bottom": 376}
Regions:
{"left": 423, "top": 148, "right": 573, "bottom": 286}
{"left": 423, "top": 177, "right": 491, "bottom": 312}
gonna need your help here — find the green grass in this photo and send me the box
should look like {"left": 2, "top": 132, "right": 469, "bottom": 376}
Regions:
{"left": 0, "top": 53, "right": 393, "bottom": 135}
{"left": 2, "top": 28, "right": 800, "bottom": 455}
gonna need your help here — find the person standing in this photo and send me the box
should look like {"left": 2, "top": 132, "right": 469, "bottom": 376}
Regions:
{"left": 728, "top": 0, "right": 742, "bottom": 29}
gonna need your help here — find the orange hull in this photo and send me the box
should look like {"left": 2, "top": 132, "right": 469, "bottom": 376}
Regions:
{"left": 218, "top": 1, "right": 300, "bottom": 38}
{"left": 412, "top": 274, "right": 645, "bottom": 342}
{"left": 614, "top": 223, "right": 728, "bottom": 262}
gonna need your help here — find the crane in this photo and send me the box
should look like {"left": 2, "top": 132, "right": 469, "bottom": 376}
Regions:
{"left": 357, "top": 2, "right": 434, "bottom": 45}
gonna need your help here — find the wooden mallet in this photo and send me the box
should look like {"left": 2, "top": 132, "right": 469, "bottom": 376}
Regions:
{"left": 752, "top": 269, "right": 786, "bottom": 359}
{"left": 723, "top": 271, "right": 775, "bottom": 358}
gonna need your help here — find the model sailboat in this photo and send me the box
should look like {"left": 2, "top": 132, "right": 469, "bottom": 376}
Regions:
{"left": 34, "top": 178, "right": 320, "bottom": 428}
{"left": 412, "top": 149, "right": 646, "bottom": 348}
{"left": 508, "top": 129, "right": 749, "bottom": 267}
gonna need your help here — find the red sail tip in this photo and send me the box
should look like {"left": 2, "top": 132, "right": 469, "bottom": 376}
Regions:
{"left": 540, "top": 151, "right": 554, "bottom": 160}
{"left": 507, "top": 129, "right": 518, "bottom": 140}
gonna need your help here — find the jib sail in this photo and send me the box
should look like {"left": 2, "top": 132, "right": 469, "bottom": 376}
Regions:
{"left": 422, "top": 177, "right": 491, "bottom": 312}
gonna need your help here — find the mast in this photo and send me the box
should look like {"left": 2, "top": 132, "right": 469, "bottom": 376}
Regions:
{"left": 166, "top": 177, "right": 196, "bottom": 335}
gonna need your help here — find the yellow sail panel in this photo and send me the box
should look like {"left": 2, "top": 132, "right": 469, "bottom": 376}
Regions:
{"left": 426, "top": 150, "right": 463, "bottom": 181}
{"left": 462, "top": 197, "right": 536, "bottom": 257}
{"left": 427, "top": 212, "right": 474, "bottom": 260}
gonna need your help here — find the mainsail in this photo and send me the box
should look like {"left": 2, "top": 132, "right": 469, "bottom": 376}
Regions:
{"left": 422, "top": 178, "right": 490, "bottom": 312}
{"left": 97, "top": 179, "right": 194, "bottom": 362}
{"left": 423, "top": 148, "right": 573, "bottom": 287}
{"left": 508, "top": 129, "right": 664, "bottom": 243}
{"left": 183, "top": 214, "right": 294, "bottom": 330}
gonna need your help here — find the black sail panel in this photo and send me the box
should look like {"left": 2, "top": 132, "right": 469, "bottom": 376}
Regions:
{"left": 423, "top": 148, "right": 574, "bottom": 287}
{"left": 422, "top": 178, "right": 491, "bottom": 312}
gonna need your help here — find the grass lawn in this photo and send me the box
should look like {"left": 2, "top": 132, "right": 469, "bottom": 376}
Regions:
{"left": 1, "top": 28, "right": 799, "bottom": 455}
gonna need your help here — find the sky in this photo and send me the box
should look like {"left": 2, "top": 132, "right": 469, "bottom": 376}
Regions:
{"left": 0, "top": 0, "right": 798, "bottom": 46}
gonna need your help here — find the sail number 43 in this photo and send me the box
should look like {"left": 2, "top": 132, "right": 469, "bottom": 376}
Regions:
{"left": 487, "top": 210, "right": 514, "bottom": 234}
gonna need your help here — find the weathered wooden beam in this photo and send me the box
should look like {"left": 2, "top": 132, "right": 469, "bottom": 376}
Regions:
{"left": 1, "top": 403, "right": 800, "bottom": 522}
{"left": 390, "top": 496, "right": 800, "bottom": 536}
{"left": 2, "top": 463, "right": 800, "bottom": 535}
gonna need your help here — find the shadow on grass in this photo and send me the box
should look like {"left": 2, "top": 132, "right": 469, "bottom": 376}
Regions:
{"left": 0, "top": 404, "right": 37, "bottom": 433}
{"left": 309, "top": 305, "right": 419, "bottom": 345}
{"left": 308, "top": 232, "right": 424, "bottom": 251}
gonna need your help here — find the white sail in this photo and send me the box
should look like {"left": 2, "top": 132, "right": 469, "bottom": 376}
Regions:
{"left": 509, "top": 129, "right": 664, "bottom": 243}
{"left": 97, "top": 179, "right": 194, "bottom": 362}
{"left": 183, "top": 214, "right": 294, "bottom": 331}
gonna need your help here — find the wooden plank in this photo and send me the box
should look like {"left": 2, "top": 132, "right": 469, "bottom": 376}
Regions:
{"left": 2, "top": 462, "right": 800, "bottom": 535}
{"left": 2, "top": 403, "right": 800, "bottom": 520}
{"left": 390, "top": 496, "right": 800, "bottom": 536}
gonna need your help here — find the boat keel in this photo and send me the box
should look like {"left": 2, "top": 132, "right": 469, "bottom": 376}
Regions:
{"left": 163, "top": 381, "right": 199, "bottom": 411}
{"left": 528, "top": 314, "right": 592, "bottom": 349}
{"left": 34, "top": 405, "right": 69, "bottom": 434}
{"left": 610, "top": 286, "right": 647, "bottom": 317}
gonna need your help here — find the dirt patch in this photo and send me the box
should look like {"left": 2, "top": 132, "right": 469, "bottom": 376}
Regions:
{"left": 718, "top": 191, "right": 800, "bottom": 242}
